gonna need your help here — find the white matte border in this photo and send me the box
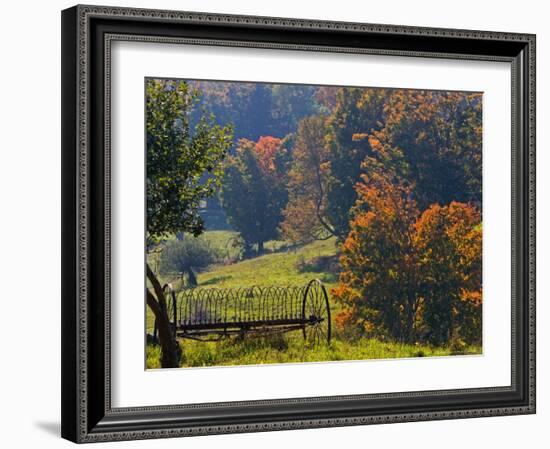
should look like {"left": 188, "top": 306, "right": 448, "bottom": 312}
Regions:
{"left": 111, "top": 41, "right": 511, "bottom": 408}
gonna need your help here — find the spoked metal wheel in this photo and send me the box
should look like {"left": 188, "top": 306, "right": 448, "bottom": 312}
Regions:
{"left": 302, "top": 279, "right": 331, "bottom": 345}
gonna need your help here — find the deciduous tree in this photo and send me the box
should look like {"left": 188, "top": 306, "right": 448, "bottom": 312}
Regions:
{"left": 220, "top": 136, "right": 290, "bottom": 255}
{"left": 281, "top": 115, "right": 335, "bottom": 243}
{"left": 332, "top": 170, "right": 421, "bottom": 342}
{"left": 146, "top": 79, "right": 232, "bottom": 367}
{"left": 414, "top": 202, "right": 482, "bottom": 345}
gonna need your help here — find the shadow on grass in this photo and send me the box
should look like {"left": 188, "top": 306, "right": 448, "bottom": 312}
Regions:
{"left": 200, "top": 275, "right": 232, "bottom": 286}
{"left": 318, "top": 272, "right": 339, "bottom": 284}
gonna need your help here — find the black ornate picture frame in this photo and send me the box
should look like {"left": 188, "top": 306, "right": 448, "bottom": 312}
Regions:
{"left": 61, "top": 4, "right": 536, "bottom": 443}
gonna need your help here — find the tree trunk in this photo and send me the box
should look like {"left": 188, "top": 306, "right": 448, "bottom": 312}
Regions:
{"left": 257, "top": 240, "right": 264, "bottom": 255}
{"left": 146, "top": 264, "right": 180, "bottom": 368}
{"left": 243, "top": 242, "right": 253, "bottom": 259}
{"left": 186, "top": 267, "right": 198, "bottom": 287}
{"left": 405, "top": 290, "right": 416, "bottom": 344}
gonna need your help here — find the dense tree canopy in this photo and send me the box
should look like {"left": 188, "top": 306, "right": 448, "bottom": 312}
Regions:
{"left": 146, "top": 79, "right": 233, "bottom": 242}
{"left": 332, "top": 166, "right": 482, "bottom": 345}
{"left": 220, "top": 136, "right": 290, "bottom": 255}
{"left": 366, "top": 90, "right": 482, "bottom": 209}
{"left": 324, "top": 88, "right": 389, "bottom": 238}
{"left": 189, "top": 81, "right": 329, "bottom": 141}
{"left": 330, "top": 90, "right": 482, "bottom": 346}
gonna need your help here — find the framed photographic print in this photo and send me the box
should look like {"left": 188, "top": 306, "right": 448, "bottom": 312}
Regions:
{"left": 61, "top": 4, "right": 536, "bottom": 443}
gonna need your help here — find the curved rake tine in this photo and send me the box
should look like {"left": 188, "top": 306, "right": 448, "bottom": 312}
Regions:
{"left": 214, "top": 291, "right": 221, "bottom": 323}
{"left": 172, "top": 280, "right": 329, "bottom": 344}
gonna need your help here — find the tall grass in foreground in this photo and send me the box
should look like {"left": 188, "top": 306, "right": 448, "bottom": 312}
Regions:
{"left": 146, "top": 334, "right": 481, "bottom": 369}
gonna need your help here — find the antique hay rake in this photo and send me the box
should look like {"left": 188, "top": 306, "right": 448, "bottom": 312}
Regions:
{"left": 155, "top": 279, "right": 331, "bottom": 345}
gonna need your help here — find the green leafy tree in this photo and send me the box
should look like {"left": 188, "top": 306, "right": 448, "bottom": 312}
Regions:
{"left": 325, "top": 88, "right": 389, "bottom": 238}
{"left": 146, "top": 79, "right": 232, "bottom": 367}
{"left": 221, "top": 136, "right": 289, "bottom": 255}
{"left": 270, "top": 85, "right": 321, "bottom": 136}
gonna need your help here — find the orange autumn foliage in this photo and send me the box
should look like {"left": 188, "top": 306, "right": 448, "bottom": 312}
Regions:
{"left": 333, "top": 172, "right": 482, "bottom": 345}
{"left": 254, "top": 136, "right": 284, "bottom": 174}
{"left": 414, "top": 202, "right": 482, "bottom": 345}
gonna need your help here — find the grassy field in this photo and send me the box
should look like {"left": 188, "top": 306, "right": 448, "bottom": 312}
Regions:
{"left": 198, "top": 234, "right": 339, "bottom": 289}
{"left": 146, "top": 334, "right": 469, "bottom": 369}
{"left": 146, "top": 231, "right": 481, "bottom": 368}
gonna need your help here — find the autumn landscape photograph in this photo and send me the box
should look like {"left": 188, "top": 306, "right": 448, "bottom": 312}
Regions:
{"left": 144, "top": 78, "right": 483, "bottom": 369}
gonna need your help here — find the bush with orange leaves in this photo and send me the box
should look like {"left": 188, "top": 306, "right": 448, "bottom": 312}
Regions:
{"left": 332, "top": 170, "right": 482, "bottom": 346}
{"left": 414, "top": 202, "right": 482, "bottom": 346}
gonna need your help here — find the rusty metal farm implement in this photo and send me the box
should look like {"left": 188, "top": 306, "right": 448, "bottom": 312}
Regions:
{"left": 155, "top": 279, "right": 331, "bottom": 345}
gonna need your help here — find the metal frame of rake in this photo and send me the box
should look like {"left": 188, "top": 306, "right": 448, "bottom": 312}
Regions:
{"left": 154, "top": 279, "right": 331, "bottom": 344}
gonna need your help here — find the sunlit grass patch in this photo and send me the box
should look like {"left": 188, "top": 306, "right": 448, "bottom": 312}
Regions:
{"left": 145, "top": 335, "right": 481, "bottom": 369}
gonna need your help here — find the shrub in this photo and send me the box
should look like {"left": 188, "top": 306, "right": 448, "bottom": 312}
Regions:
{"left": 160, "top": 237, "right": 216, "bottom": 286}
